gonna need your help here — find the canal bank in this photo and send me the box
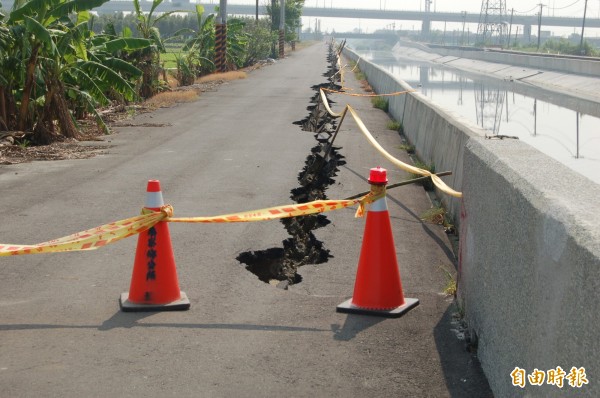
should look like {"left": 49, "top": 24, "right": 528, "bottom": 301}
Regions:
{"left": 349, "top": 42, "right": 600, "bottom": 185}
{"left": 396, "top": 40, "right": 600, "bottom": 115}
{"left": 342, "top": 44, "right": 600, "bottom": 397}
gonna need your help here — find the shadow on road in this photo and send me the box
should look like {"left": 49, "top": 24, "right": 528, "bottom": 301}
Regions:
{"left": 0, "top": 311, "right": 329, "bottom": 333}
{"left": 331, "top": 314, "right": 385, "bottom": 341}
{"left": 434, "top": 304, "right": 493, "bottom": 397}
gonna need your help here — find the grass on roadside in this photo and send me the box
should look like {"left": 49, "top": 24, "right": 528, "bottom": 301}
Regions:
{"left": 162, "top": 42, "right": 186, "bottom": 69}
{"left": 196, "top": 71, "right": 247, "bottom": 83}
{"left": 410, "top": 160, "right": 435, "bottom": 190}
{"left": 398, "top": 143, "right": 415, "bottom": 153}
{"left": 440, "top": 266, "right": 457, "bottom": 297}
{"left": 371, "top": 96, "right": 388, "bottom": 112}
{"left": 421, "top": 205, "right": 455, "bottom": 234}
{"left": 143, "top": 90, "right": 199, "bottom": 108}
{"left": 387, "top": 119, "right": 404, "bottom": 133}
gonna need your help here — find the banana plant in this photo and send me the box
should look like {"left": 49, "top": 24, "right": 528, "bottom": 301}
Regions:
{"left": 8, "top": 0, "right": 110, "bottom": 134}
{"left": 5, "top": 0, "right": 150, "bottom": 143}
{"left": 132, "top": 0, "right": 181, "bottom": 97}
{"left": 182, "top": 5, "right": 249, "bottom": 75}
{"left": 225, "top": 18, "right": 249, "bottom": 70}
{"left": 0, "top": 3, "right": 15, "bottom": 129}
{"left": 62, "top": 12, "right": 150, "bottom": 134}
{"left": 182, "top": 5, "right": 216, "bottom": 76}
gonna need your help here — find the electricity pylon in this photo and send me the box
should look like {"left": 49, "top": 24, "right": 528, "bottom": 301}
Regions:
{"left": 477, "top": 0, "right": 508, "bottom": 46}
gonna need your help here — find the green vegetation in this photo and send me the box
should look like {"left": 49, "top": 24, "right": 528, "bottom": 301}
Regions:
{"left": 386, "top": 119, "right": 404, "bottom": 134}
{"left": 350, "top": 40, "right": 394, "bottom": 52}
{"left": 244, "top": 19, "right": 277, "bottom": 65}
{"left": 0, "top": 0, "right": 145, "bottom": 143}
{"left": 398, "top": 143, "right": 415, "bottom": 154}
{"left": 161, "top": 44, "right": 182, "bottom": 70}
{"left": 266, "top": 0, "right": 303, "bottom": 58}
{"left": 0, "top": 0, "right": 305, "bottom": 145}
{"left": 410, "top": 160, "right": 435, "bottom": 191}
{"left": 440, "top": 266, "right": 457, "bottom": 297}
{"left": 16, "top": 138, "right": 31, "bottom": 148}
{"left": 421, "top": 205, "right": 455, "bottom": 234}
{"left": 511, "top": 38, "right": 599, "bottom": 57}
{"left": 131, "top": 0, "right": 179, "bottom": 98}
{"left": 350, "top": 63, "right": 366, "bottom": 81}
{"left": 420, "top": 206, "right": 445, "bottom": 224}
{"left": 371, "top": 96, "right": 388, "bottom": 112}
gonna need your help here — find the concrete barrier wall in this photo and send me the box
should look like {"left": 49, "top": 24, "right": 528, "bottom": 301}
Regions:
{"left": 343, "top": 46, "right": 600, "bottom": 397}
{"left": 434, "top": 46, "right": 600, "bottom": 77}
{"left": 343, "top": 47, "right": 485, "bottom": 221}
{"left": 461, "top": 139, "right": 600, "bottom": 397}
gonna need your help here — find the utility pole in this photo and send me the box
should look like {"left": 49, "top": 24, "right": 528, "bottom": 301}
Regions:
{"left": 215, "top": 0, "right": 228, "bottom": 72}
{"left": 271, "top": 0, "right": 277, "bottom": 57}
{"left": 534, "top": 98, "right": 537, "bottom": 136}
{"left": 256, "top": 0, "right": 259, "bottom": 21}
{"left": 279, "top": 0, "right": 285, "bottom": 58}
{"left": 423, "top": 0, "right": 432, "bottom": 40}
{"left": 461, "top": 11, "right": 467, "bottom": 45}
{"left": 507, "top": 8, "right": 514, "bottom": 49}
{"left": 537, "top": 3, "right": 544, "bottom": 50}
{"left": 442, "top": 21, "right": 446, "bottom": 44}
{"left": 576, "top": 112, "right": 580, "bottom": 158}
{"left": 580, "top": 0, "right": 589, "bottom": 55}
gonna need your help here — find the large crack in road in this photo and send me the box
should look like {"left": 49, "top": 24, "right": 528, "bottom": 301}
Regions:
{"left": 237, "top": 45, "right": 344, "bottom": 287}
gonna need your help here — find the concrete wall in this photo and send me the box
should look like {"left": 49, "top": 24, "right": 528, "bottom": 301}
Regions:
{"left": 343, "top": 46, "right": 600, "bottom": 397}
{"left": 431, "top": 45, "right": 600, "bottom": 77}
{"left": 343, "top": 47, "right": 485, "bottom": 222}
{"left": 461, "top": 139, "right": 600, "bottom": 397}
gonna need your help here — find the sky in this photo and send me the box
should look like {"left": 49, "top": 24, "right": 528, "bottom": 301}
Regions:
{"left": 199, "top": 0, "right": 600, "bottom": 36}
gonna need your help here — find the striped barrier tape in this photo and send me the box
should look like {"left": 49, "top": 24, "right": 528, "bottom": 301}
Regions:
{"left": 321, "top": 87, "right": 416, "bottom": 98}
{"left": 0, "top": 188, "right": 384, "bottom": 257}
{"left": 0, "top": 210, "right": 166, "bottom": 257}
{"left": 1, "top": 43, "right": 459, "bottom": 258}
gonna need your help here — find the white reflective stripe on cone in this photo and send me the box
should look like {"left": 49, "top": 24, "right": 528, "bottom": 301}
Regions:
{"left": 145, "top": 191, "right": 165, "bottom": 208}
{"left": 369, "top": 196, "right": 387, "bottom": 212}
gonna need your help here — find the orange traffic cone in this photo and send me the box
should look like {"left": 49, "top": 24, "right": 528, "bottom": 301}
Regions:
{"left": 120, "top": 180, "right": 190, "bottom": 312}
{"left": 337, "top": 167, "right": 419, "bottom": 318}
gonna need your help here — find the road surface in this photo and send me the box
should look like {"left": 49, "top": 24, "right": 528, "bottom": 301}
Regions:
{"left": 0, "top": 42, "right": 491, "bottom": 397}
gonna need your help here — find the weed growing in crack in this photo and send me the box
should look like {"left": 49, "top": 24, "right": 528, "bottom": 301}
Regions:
{"left": 387, "top": 119, "right": 404, "bottom": 134}
{"left": 410, "top": 160, "right": 435, "bottom": 191}
{"left": 371, "top": 96, "right": 389, "bottom": 112}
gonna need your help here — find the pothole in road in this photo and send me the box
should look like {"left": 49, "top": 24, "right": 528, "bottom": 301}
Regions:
{"left": 237, "top": 45, "right": 344, "bottom": 287}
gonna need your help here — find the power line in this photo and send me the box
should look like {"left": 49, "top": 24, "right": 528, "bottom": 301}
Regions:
{"left": 513, "top": 5, "right": 541, "bottom": 14}
{"left": 547, "top": 0, "right": 581, "bottom": 10}
{"left": 513, "top": 0, "right": 582, "bottom": 16}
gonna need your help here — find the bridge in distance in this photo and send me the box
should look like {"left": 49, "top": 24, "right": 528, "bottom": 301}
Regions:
{"left": 2, "top": 1, "right": 600, "bottom": 30}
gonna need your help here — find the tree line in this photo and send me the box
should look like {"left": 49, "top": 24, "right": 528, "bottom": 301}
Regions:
{"left": 0, "top": 0, "right": 304, "bottom": 144}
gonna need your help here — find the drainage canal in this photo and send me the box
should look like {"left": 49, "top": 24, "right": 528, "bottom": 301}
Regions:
{"left": 236, "top": 46, "right": 344, "bottom": 287}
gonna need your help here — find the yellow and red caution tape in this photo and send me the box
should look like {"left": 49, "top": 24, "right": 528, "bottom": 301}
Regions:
{"left": 0, "top": 210, "right": 165, "bottom": 257}
{"left": 0, "top": 46, "right": 461, "bottom": 258}
{"left": 168, "top": 196, "right": 372, "bottom": 224}
{"left": 321, "top": 87, "right": 416, "bottom": 98}
{"left": 0, "top": 189, "right": 384, "bottom": 257}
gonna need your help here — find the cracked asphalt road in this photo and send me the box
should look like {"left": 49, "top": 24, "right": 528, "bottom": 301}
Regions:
{"left": 0, "top": 42, "right": 492, "bottom": 397}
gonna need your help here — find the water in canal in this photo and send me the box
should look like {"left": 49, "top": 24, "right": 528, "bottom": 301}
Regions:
{"left": 352, "top": 48, "right": 600, "bottom": 185}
